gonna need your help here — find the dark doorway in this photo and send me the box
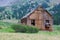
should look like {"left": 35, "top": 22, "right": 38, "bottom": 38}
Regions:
{"left": 45, "top": 20, "right": 50, "bottom": 30}
{"left": 31, "top": 19, "right": 35, "bottom": 26}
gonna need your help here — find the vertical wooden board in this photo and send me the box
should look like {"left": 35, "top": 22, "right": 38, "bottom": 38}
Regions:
{"left": 27, "top": 18, "right": 31, "bottom": 26}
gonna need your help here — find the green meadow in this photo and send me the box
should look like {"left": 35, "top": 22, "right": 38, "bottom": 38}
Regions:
{"left": 0, "top": 21, "right": 60, "bottom": 40}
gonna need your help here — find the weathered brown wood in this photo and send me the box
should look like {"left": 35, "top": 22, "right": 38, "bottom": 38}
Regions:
{"left": 21, "top": 6, "right": 53, "bottom": 31}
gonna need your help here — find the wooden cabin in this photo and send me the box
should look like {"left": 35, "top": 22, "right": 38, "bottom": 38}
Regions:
{"left": 21, "top": 6, "right": 53, "bottom": 31}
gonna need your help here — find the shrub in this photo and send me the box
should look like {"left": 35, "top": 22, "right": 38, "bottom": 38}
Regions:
{"left": 26, "top": 26, "right": 39, "bottom": 33}
{"left": 54, "top": 25, "right": 60, "bottom": 31}
{"left": 0, "top": 27, "right": 15, "bottom": 32}
{"left": 0, "top": 26, "right": 3, "bottom": 29}
{"left": 11, "top": 24, "right": 39, "bottom": 33}
{"left": 55, "top": 27, "right": 60, "bottom": 31}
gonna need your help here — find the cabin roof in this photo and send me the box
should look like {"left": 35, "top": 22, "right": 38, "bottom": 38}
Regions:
{"left": 21, "top": 7, "right": 37, "bottom": 19}
{"left": 21, "top": 6, "right": 52, "bottom": 19}
{"left": 21, "top": 9, "right": 35, "bottom": 19}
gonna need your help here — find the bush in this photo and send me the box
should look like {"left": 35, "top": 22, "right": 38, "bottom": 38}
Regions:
{"left": 55, "top": 26, "right": 60, "bottom": 31}
{"left": 11, "top": 24, "right": 39, "bottom": 33}
{"left": 0, "top": 27, "right": 15, "bottom": 32}
{"left": 26, "top": 26, "right": 39, "bottom": 33}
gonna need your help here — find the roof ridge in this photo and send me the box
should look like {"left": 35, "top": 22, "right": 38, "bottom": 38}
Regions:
{"left": 21, "top": 5, "right": 52, "bottom": 19}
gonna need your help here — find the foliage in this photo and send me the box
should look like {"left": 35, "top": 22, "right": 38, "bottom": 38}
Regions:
{"left": 51, "top": 4, "right": 60, "bottom": 25}
{"left": 0, "top": 1, "right": 60, "bottom": 25}
{"left": 0, "top": 27, "right": 15, "bottom": 32}
{"left": 0, "top": 1, "right": 38, "bottom": 20}
{"left": 54, "top": 25, "right": 60, "bottom": 31}
{"left": 11, "top": 24, "right": 39, "bottom": 33}
{"left": 0, "top": 21, "right": 15, "bottom": 32}
{"left": 0, "top": 21, "right": 13, "bottom": 27}
{"left": 0, "top": 21, "right": 60, "bottom": 34}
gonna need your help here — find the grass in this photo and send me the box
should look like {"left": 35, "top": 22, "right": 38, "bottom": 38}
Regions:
{"left": 0, "top": 21, "right": 15, "bottom": 32}
{"left": 0, "top": 21, "right": 60, "bottom": 40}
{"left": 0, "top": 28, "right": 15, "bottom": 32}
{"left": 0, "top": 32, "right": 60, "bottom": 40}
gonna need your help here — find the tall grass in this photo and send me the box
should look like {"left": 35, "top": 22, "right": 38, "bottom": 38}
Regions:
{"left": 53, "top": 25, "right": 60, "bottom": 31}
{"left": 0, "top": 21, "right": 15, "bottom": 32}
{"left": 0, "top": 21, "right": 60, "bottom": 34}
{"left": 0, "top": 21, "right": 39, "bottom": 33}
